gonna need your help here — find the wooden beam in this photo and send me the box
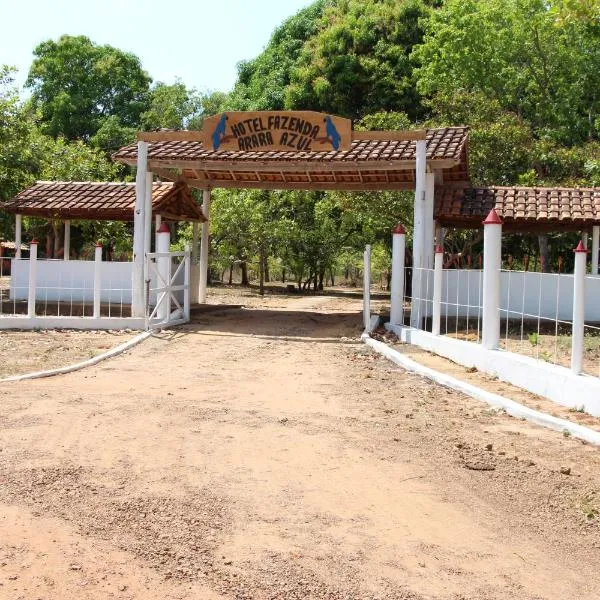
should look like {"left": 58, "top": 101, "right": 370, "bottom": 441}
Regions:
{"left": 138, "top": 128, "right": 427, "bottom": 143}
{"left": 145, "top": 158, "right": 460, "bottom": 173}
{"left": 137, "top": 130, "right": 203, "bottom": 142}
{"left": 352, "top": 130, "right": 427, "bottom": 141}
{"left": 189, "top": 179, "right": 417, "bottom": 192}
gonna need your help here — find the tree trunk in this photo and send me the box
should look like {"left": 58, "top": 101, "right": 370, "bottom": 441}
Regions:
{"left": 318, "top": 269, "right": 325, "bottom": 291}
{"left": 240, "top": 261, "right": 249, "bottom": 286}
{"left": 538, "top": 235, "right": 550, "bottom": 272}
{"left": 329, "top": 269, "right": 335, "bottom": 287}
{"left": 282, "top": 268, "right": 286, "bottom": 283}
{"left": 263, "top": 254, "right": 270, "bottom": 283}
{"left": 259, "top": 247, "right": 265, "bottom": 296}
{"left": 228, "top": 263, "right": 233, "bottom": 285}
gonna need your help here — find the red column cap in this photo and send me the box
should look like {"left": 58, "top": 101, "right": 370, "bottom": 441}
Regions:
{"left": 157, "top": 223, "right": 170, "bottom": 234}
{"left": 95, "top": 241, "right": 103, "bottom": 248}
{"left": 482, "top": 208, "right": 503, "bottom": 225}
{"left": 30, "top": 239, "right": 38, "bottom": 245}
{"left": 574, "top": 240, "right": 588, "bottom": 253}
{"left": 435, "top": 245, "right": 444, "bottom": 254}
{"left": 392, "top": 223, "right": 406, "bottom": 235}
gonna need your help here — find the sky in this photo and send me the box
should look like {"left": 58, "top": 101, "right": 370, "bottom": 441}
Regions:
{"left": 1, "top": 0, "right": 314, "bottom": 93}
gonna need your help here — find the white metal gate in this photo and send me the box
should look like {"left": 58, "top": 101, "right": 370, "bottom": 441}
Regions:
{"left": 145, "top": 248, "right": 191, "bottom": 330}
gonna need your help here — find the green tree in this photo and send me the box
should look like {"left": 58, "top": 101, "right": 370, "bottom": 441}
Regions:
{"left": 286, "top": 0, "right": 432, "bottom": 119}
{"left": 414, "top": 0, "right": 600, "bottom": 144}
{"left": 141, "top": 80, "right": 204, "bottom": 130}
{"left": 26, "top": 35, "right": 151, "bottom": 142}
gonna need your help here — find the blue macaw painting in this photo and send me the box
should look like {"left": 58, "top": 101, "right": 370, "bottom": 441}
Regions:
{"left": 324, "top": 115, "right": 342, "bottom": 151}
{"left": 212, "top": 114, "right": 228, "bottom": 150}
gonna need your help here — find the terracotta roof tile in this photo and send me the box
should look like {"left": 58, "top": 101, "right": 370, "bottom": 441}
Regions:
{"left": 0, "top": 181, "right": 205, "bottom": 222}
{"left": 113, "top": 127, "right": 469, "bottom": 165}
{"left": 436, "top": 186, "right": 600, "bottom": 231}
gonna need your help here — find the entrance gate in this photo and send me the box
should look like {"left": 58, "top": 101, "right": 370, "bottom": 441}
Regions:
{"left": 145, "top": 248, "right": 190, "bottom": 330}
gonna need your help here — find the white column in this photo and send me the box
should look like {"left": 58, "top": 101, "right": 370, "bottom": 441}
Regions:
{"left": 144, "top": 172, "right": 153, "bottom": 267}
{"left": 424, "top": 172, "right": 435, "bottom": 271}
{"left": 390, "top": 224, "right": 406, "bottom": 326}
{"left": 27, "top": 239, "right": 38, "bottom": 318}
{"left": 592, "top": 226, "right": 599, "bottom": 276}
{"left": 363, "top": 244, "right": 371, "bottom": 332}
{"left": 410, "top": 139, "right": 427, "bottom": 328}
{"left": 156, "top": 223, "right": 171, "bottom": 322}
{"left": 184, "top": 244, "right": 191, "bottom": 322}
{"left": 15, "top": 214, "right": 22, "bottom": 259}
{"left": 132, "top": 141, "right": 148, "bottom": 317}
{"left": 432, "top": 245, "right": 443, "bottom": 336}
{"left": 482, "top": 209, "right": 503, "bottom": 349}
{"left": 199, "top": 190, "right": 211, "bottom": 304}
{"left": 190, "top": 222, "right": 200, "bottom": 304}
{"left": 571, "top": 241, "right": 587, "bottom": 374}
{"left": 63, "top": 220, "right": 71, "bottom": 261}
{"left": 93, "top": 243, "right": 102, "bottom": 319}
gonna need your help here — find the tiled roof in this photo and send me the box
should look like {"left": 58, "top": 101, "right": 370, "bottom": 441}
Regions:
{"left": 436, "top": 186, "right": 600, "bottom": 230}
{"left": 0, "top": 181, "right": 205, "bottom": 222}
{"left": 114, "top": 127, "right": 468, "bottom": 165}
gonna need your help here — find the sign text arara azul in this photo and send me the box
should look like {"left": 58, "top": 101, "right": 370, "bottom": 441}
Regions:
{"left": 201, "top": 111, "right": 352, "bottom": 153}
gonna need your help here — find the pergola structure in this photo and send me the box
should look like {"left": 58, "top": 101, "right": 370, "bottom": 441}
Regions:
{"left": 435, "top": 185, "right": 600, "bottom": 273}
{"left": 113, "top": 122, "right": 470, "bottom": 317}
{"left": 1, "top": 180, "right": 205, "bottom": 259}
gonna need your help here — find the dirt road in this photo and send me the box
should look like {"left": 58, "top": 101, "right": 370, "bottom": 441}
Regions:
{"left": 1, "top": 292, "right": 599, "bottom": 599}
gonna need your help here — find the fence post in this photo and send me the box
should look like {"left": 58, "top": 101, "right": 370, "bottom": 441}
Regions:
{"left": 93, "top": 242, "right": 102, "bottom": 319}
{"left": 432, "top": 245, "right": 443, "bottom": 335}
{"left": 184, "top": 244, "right": 191, "bottom": 322}
{"left": 482, "top": 209, "right": 503, "bottom": 349}
{"left": 592, "top": 226, "right": 599, "bottom": 276}
{"left": 15, "top": 214, "right": 22, "bottom": 259}
{"left": 571, "top": 241, "right": 587, "bottom": 374}
{"left": 157, "top": 223, "right": 171, "bottom": 322}
{"left": 390, "top": 224, "right": 406, "bottom": 326}
{"left": 363, "top": 244, "right": 371, "bottom": 332}
{"left": 27, "top": 239, "right": 38, "bottom": 318}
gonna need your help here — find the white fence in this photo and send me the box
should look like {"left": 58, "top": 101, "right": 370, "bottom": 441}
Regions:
{"left": 431, "top": 269, "right": 600, "bottom": 322}
{"left": 383, "top": 223, "right": 600, "bottom": 414}
{"left": 0, "top": 239, "right": 190, "bottom": 330}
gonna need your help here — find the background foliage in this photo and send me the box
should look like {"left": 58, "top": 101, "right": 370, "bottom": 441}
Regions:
{"left": 1, "top": 1, "right": 599, "bottom": 279}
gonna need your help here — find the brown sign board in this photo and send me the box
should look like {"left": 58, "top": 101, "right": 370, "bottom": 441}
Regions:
{"left": 201, "top": 111, "right": 352, "bottom": 153}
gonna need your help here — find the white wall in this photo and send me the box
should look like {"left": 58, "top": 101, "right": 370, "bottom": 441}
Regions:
{"left": 10, "top": 259, "right": 185, "bottom": 306}
{"left": 434, "top": 269, "right": 600, "bottom": 322}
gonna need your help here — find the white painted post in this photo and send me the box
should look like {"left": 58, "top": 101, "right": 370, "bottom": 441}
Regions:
{"left": 156, "top": 222, "right": 171, "bottom": 322}
{"left": 482, "top": 209, "right": 503, "bottom": 349}
{"left": 432, "top": 245, "right": 444, "bottom": 336}
{"left": 15, "top": 214, "right": 22, "bottom": 259}
{"left": 424, "top": 172, "right": 435, "bottom": 272}
{"left": 199, "top": 190, "right": 211, "bottom": 304}
{"left": 411, "top": 139, "right": 427, "bottom": 328}
{"left": 184, "top": 244, "right": 191, "bottom": 322}
{"left": 363, "top": 244, "right": 371, "bottom": 332}
{"left": 132, "top": 141, "right": 148, "bottom": 317}
{"left": 27, "top": 239, "right": 38, "bottom": 318}
{"left": 144, "top": 172, "right": 153, "bottom": 271}
{"left": 93, "top": 242, "right": 102, "bottom": 319}
{"left": 190, "top": 222, "right": 200, "bottom": 304}
{"left": 390, "top": 224, "right": 406, "bottom": 326}
{"left": 155, "top": 214, "right": 162, "bottom": 234}
{"left": 63, "top": 220, "right": 70, "bottom": 261}
{"left": 592, "top": 226, "right": 599, "bottom": 276}
{"left": 571, "top": 241, "right": 587, "bottom": 374}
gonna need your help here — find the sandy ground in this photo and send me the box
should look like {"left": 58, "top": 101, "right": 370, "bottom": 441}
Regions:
{"left": 1, "top": 288, "right": 600, "bottom": 599}
{"left": 0, "top": 330, "right": 137, "bottom": 378}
